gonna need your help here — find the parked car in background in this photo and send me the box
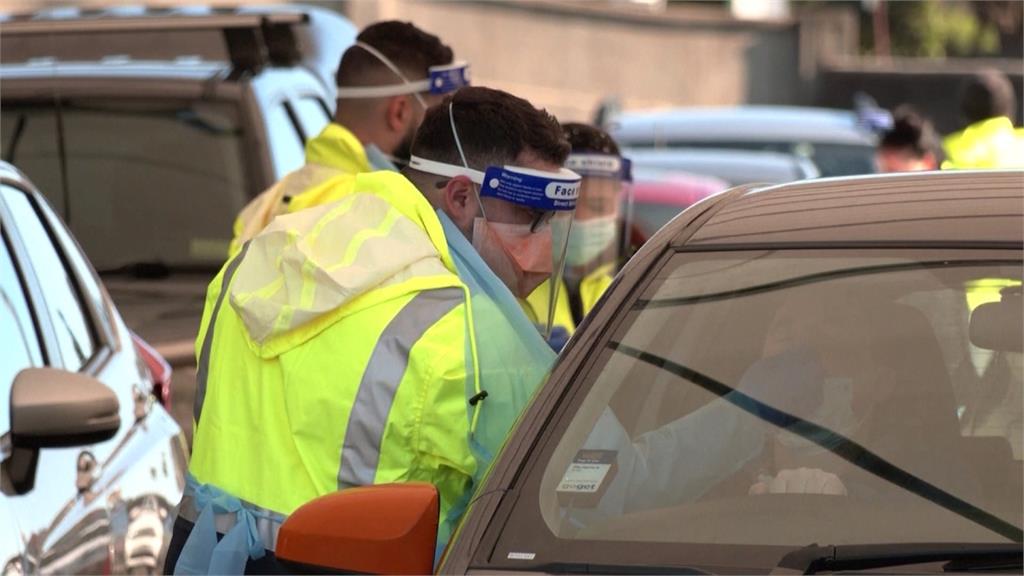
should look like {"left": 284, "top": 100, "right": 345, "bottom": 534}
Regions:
{"left": 0, "top": 5, "right": 356, "bottom": 438}
{"left": 629, "top": 148, "right": 819, "bottom": 187}
{"left": 0, "top": 161, "right": 188, "bottom": 575}
{"left": 276, "top": 170, "right": 1023, "bottom": 575}
{"left": 610, "top": 106, "right": 880, "bottom": 177}
{"left": 627, "top": 172, "right": 728, "bottom": 246}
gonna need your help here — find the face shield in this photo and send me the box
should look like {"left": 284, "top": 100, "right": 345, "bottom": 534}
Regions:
{"left": 335, "top": 42, "right": 471, "bottom": 107}
{"left": 562, "top": 153, "right": 634, "bottom": 278}
{"left": 408, "top": 104, "right": 580, "bottom": 337}
{"left": 335, "top": 42, "right": 470, "bottom": 164}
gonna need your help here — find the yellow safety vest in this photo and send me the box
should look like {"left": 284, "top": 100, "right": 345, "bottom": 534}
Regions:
{"left": 190, "top": 170, "right": 480, "bottom": 546}
{"left": 524, "top": 263, "right": 616, "bottom": 335}
{"left": 942, "top": 117, "right": 1024, "bottom": 170}
{"left": 229, "top": 123, "right": 376, "bottom": 255}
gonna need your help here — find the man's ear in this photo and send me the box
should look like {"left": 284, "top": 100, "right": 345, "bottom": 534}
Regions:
{"left": 385, "top": 95, "right": 413, "bottom": 133}
{"left": 442, "top": 176, "right": 478, "bottom": 235}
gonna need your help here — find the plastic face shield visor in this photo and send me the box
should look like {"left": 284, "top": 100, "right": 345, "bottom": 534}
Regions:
{"left": 335, "top": 42, "right": 470, "bottom": 105}
{"left": 409, "top": 155, "right": 581, "bottom": 335}
{"left": 563, "top": 153, "right": 634, "bottom": 271}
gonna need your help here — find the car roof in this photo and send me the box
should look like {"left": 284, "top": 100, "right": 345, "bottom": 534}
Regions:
{"left": 0, "top": 160, "right": 25, "bottom": 182}
{"left": 628, "top": 148, "right": 817, "bottom": 186}
{"left": 612, "top": 106, "right": 876, "bottom": 146}
{"left": 0, "top": 5, "right": 350, "bottom": 89}
{"left": 677, "top": 170, "right": 1024, "bottom": 247}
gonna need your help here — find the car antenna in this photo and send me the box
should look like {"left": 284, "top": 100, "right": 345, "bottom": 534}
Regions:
{"left": 47, "top": 31, "right": 73, "bottom": 227}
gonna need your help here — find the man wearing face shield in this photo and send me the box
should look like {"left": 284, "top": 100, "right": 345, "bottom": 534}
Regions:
{"left": 403, "top": 89, "right": 580, "bottom": 522}
{"left": 523, "top": 123, "right": 630, "bottom": 343}
{"left": 167, "top": 86, "right": 576, "bottom": 574}
{"left": 228, "top": 21, "right": 467, "bottom": 255}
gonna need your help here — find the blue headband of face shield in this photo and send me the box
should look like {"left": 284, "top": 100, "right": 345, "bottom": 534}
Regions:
{"left": 408, "top": 156, "right": 581, "bottom": 212}
{"left": 335, "top": 42, "right": 470, "bottom": 99}
{"left": 565, "top": 153, "right": 632, "bottom": 181}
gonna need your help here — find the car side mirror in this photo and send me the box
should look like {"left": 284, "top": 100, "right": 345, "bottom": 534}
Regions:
{"left": 3, "top": 368, "right": 121, "bottom": 495}
{"left": 276, "top": 482, "right": 438, "bottom": 575}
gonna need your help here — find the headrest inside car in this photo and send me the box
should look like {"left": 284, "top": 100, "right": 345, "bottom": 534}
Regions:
{"left": 970, "top": 294, "right": 1023, "bottom": 352}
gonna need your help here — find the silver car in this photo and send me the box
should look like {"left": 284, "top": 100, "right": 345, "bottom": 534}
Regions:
{"left": 0, "top": 161, "right": 187, "bottom": 575}
{"left": 610, "top": 106, "right": 879, "bottom": 177}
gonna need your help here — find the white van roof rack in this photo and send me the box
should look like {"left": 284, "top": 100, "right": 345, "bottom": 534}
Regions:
{"left": 0, "top": 6, "right": 310, "bottom": 72}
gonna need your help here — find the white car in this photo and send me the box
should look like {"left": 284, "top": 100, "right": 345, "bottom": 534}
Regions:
{"left": 0, "top": 161, "right": 187, "bottom": 575}
{"left": 610, "top": 105, "right": 879, "bottom": 177}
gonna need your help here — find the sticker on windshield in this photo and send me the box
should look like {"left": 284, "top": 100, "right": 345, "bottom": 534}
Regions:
{"left": 556, "top": 449, "right": 617, "bottom": 494}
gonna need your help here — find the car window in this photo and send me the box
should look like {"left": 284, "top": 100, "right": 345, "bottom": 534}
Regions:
{"left": 37, "top": 186, "right": 113, "bottom": 338}
{"left": 0, "top": 229, "right": 43, "bottom": 431}
{"left": 1, "top": 184, "right": 95, "bottom": 371}
{"left": 265, "top": 102, "right": 306, "bottom": 179}
{"left": 291, "top": 97, "right": 331, "bottom": 142}
{"left": 490, "top": 249, "right": 1022, "bottom": 570}
{"left": 1, "top": 99, "right": 249, "bottom": 271}
{"left": 0, "top": 107, "right": 64, "bottom": 210}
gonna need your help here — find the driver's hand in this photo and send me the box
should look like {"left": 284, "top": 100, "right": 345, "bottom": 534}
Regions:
{"left": 748, "top": 467, "right": 847, "bottom": 496}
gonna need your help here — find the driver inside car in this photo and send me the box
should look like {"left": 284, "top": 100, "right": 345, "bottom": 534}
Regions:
{"left": 562, "top": 294, "right": 908, "bottom": 525}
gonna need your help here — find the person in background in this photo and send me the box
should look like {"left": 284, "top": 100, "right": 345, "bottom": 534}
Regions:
{"left": 942, "top": 69, "right": 1024, "bottom": 170}
{"left": 164, "top": 87, "right": 576, "bottom": 575}
{"left": 876, "top": 106, "right": 940, "bottom": 173}
{"left": 524, "top": 123, "right": 630, "bottom": 346}
{"left": 229, "top": 21, "right": 467, "bottom": 254}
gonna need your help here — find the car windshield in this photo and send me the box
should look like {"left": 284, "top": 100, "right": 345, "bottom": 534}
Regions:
{"left": 641, "top": 141, "right": 875, "bottom": 177}
{"left": 1, "top": 98, "right": 248, "bottom": 271}
{"left": 491, "top": 249, "right": 1022, "bottom": 571}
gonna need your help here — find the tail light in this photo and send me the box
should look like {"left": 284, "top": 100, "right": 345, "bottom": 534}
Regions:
{"left": 131, "top": 333, "right": 172, "bottom": 410}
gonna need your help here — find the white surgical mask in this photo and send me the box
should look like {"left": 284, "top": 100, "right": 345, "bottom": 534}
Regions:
{"left": 564, "top": 215, "right": 617, "bottom": 268}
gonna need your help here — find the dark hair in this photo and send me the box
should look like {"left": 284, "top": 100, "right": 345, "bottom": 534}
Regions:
{"left": 336, "top": 21, "right": 453, "bottom": 88}
{"left": 960, "top": 69, "right": 1017, "bottom": 125}
{"left": 562, "top": 122, "right": 621, "bottom": 156}
{"left": 411, "top": 87, "right": 570, "bottom": 168}
{"left": 879, "top": 106, "right": 939, "bottom": 159}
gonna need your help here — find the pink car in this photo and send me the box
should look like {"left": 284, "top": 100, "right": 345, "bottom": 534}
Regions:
{"left": 628, "top": 173, "right": 729, "bottom": 246}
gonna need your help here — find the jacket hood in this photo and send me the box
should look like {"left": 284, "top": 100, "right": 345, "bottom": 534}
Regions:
{"left": 227, "top": 171, "right": 460, "bottom": 357}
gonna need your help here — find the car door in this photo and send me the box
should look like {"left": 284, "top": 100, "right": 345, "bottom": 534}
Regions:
{"left": 0, "top": 179, "right": 117, "bottom": 574}
{"left": 0, "top": 206, "right": 44, "bottom": 575}
{"left": 250, "top": 69, "right": 332, "bottom": 180}
{"left": 0, "top": 177, "right": 187, "bottom": 575}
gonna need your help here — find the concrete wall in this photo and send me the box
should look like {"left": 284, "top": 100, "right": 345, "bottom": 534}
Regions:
{"left": 337, "top": 0, "right": 852, "bottom": 122}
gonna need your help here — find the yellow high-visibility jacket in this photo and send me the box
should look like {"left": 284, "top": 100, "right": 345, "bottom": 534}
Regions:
{"left": 190, "top": 170, "right": 480, "bottom": 547}
{"left": 524, "top": 263, "right": 616, "bottom": 336}
{"left": 942, "top": 117, "right": 1024, "bottom": 170}
{"left": 229, "top": 123, "right": 386, "bottom": 255}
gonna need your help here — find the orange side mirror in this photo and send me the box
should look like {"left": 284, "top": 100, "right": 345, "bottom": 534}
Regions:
{"left": 276, "top": 482, "right": 439, "bottom": 575}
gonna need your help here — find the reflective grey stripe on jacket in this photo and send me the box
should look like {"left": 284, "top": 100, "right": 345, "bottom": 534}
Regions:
{"left": 337, "top": 287, "right": 464, "bottom": 489}
{"left": 178, "top": 489, "right": 287, "bottom": 552}
{"left": 193, "top": 242, "right": 251, "bottom": 424}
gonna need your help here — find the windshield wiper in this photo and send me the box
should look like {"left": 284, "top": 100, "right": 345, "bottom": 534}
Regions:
{"left": 609, "top": 341, "right": 1024, "bottom": 543}
{"left": 511, "top": 561, "right": 710, "bottom": 574}
{"left": 775, "top": 543, "right": 1022, "bottom": 574}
